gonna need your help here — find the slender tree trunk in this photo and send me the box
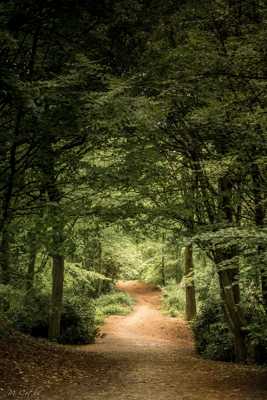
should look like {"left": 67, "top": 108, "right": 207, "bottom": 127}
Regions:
{"left": 184, "top": 244, "right": 196, "bottom": 321}
{"left": 0, "top": 228, "right": 10, "bottom": 284}
{"left": 217, "top": 266, "right": 247, "bottom": 362}
{"left": 48, "top": 201, "right": 65, "bottom": 340}
{"left": 97, "top": 237, "right": 103, "bottom": 296}
{"left": 251, "top": 162, "right": 267, "bottom": 308}
{"left": 48, "top": 205, "right": 65, "bottom": 340}
{"left": 260, "top": 266, "right": 267, "bottom": 309}
{"left": 0, "top": 112, "right": 22, "bottom": 284}
{"left": 44, "top": 152, "right": 65, "bottom": 341}
{"left": 48, "top": 255, "right": 64, "bottom": 340}
{"left": 175, "top": 246, "right": 182, "bottom": 283}
{"left": 215, "top": 175, "right": 247, "bottom": 362}
{"left": 161, "top": 254, "right": 166, "bottom": 286}
{"left": 161, "top": 233, "right": 166, "bottom": 286}
{"left": 26, "top": 242, "right": 37, "bottom": 292}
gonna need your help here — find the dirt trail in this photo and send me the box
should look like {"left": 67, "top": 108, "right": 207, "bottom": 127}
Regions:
{"left": 86, "top": 281, "right": 192, "bottom": 352}
{"left": 1, "top": 281, "right": 267, "bottom": 400}
{"left": 57, "top": 281, "right": 267, "bottom": 400}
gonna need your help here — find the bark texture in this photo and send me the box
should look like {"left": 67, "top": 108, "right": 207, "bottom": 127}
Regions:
{"left": 48, "top": 254, "right": 64, "bottom": 340}
{"left": 184, "top": 244, "right": 196, "bottom": 321}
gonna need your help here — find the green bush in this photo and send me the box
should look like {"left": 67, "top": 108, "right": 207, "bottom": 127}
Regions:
{"left": 0, "top": 285, "right": 97, "bottom": 344}
{"left": 0, "top": 284, "right": 23, "bottom": 314}
{"left": 11, "top": 291, "right": 50, "bottom": 337}
{"left": 99, "top": 303, "right": 131, "bottom": 316}
{"left": 141, "top": 263, "right": 163, "bottom": 286}
{"left": 162, "top": 280, "right": 185, "bottom": 317}
{"left": 245, "top": 299, "right": 267, "bottom": 364}
{"left": 59, "top": 296, "right": 96, "bottom": 344}
{"left": 95, "top": 290, "right": 134, "bottom": 325}
{"left": 0, "top": 285, "right": 42, "bottom": 335}
{"left": 192, "top": 298, "right": 235, "bottom": 362}
{"left": 96, "top": 291, "right": 134, "bottom": 307}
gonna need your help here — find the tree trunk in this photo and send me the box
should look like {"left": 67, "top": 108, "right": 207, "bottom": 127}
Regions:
{"left": 260, "top": 267, "right": 267, "bottom": 309}
{"left": 160, "top": 233, "right": 166, "bottom": 286}
{"left": 175, "top": 246, "right": 182, "bottom": 283}
{"left": 26, "top": 242, "right": 37, "bottom": 292}
{"left": 216, "top": 174, "right": 247, "bottom": 362}
{"left": 161, "top": 253, "right": 166, "bottom": 286}
{"left": 184, "top": 244, "right": 196, "bottom": 321}
{"left": 251, "top": 162, "right": 267, "bottom": 308}
{"left": 217, "top": 267, "right": 247, "bottom": 362}
{"left": 48, "top": 255, "right": 64, "bottom": 340}
{"left": 0, "top": 228, "right": 10, "bottom": 284}
{"left": 97, "top": 238, "right": 103, "bottom": 296}
{"left": 0, "top": 112, "right": 22, "bottom": 284}
{"left": 48, "top": 199, "right": 65, "bottom": 340}
{"left": 44, "top": 152, "right": 65, "bottom": 341}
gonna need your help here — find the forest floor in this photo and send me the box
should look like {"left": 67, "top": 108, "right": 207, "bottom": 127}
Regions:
{"left": 1, "top": 281, "right": 267, "bottom": 400}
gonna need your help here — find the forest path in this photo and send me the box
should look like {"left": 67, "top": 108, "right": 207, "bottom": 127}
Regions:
{"left": 84, "top": 280, "right": 192, "bottom": 353}
{"left": 46, "top": 281, "right": 267, "bottom": 400}
{"left": 1, "top": 281, "right": 267, "bottom": 400}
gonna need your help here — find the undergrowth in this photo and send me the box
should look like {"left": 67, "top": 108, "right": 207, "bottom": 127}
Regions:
{"left": 95, "top": 290, "right": 135, "bottom": 325}
{"left": 0, "top": 284, "right": 96, "bottom": 344}
{"left": 161, "top": 280, "right": 185, "bottom": 317}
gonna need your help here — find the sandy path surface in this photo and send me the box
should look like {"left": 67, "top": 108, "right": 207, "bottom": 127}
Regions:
{"left": 1, "top": 281, "right": 266, "bottom": 400}
{"left": 86, "top": 280, "right": 192, "bottom": 352}
{"left": 48, "top": 281, "right": 267, "bottom": 400}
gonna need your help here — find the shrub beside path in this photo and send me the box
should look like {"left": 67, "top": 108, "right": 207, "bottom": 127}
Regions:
{"left": 0, "top": 281, "right": 267, "bottom": 399}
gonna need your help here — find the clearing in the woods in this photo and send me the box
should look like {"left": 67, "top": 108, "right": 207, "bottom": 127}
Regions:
{"left": 1, "top": 281, "right": 267, "bottom": 400}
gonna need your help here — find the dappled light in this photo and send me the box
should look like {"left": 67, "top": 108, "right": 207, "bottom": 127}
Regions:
{"left": 0, "top": 1, "right": 267, "bottom": 399}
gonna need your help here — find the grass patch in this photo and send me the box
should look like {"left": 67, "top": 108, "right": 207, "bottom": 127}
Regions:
{"left": 95, "top": 290, "right": 135, "bottom": 325}
{"left": 162, "top": 280, "right": 185, "bottom": 318}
